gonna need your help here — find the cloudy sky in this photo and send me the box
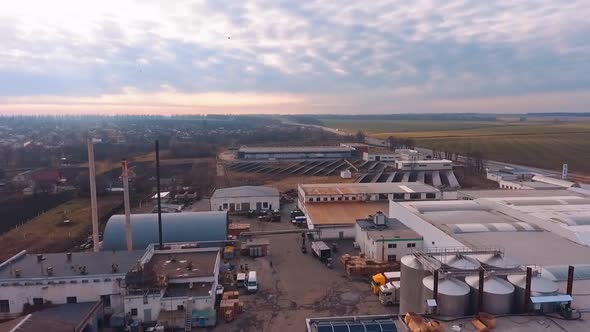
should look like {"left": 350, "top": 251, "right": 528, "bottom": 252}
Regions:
{"left": 1, "top": 0, "right": 590, "bottom": 115}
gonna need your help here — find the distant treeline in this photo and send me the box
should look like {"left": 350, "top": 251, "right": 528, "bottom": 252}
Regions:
{"left": 314, "top": 113, "right": 498, "bottom": 121}
{"left": 284, "top": 115, "right": 325, "bottom": 126}
{"left": 526, "top": 113, "right": 590, "bottom": 117}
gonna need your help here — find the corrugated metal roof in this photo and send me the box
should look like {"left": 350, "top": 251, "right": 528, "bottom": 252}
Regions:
{"left": 211, "top": 186, "right": 279, "bottom": 199}
{"left": 300, "top": 182, "right": 439, "bottom": 196}
{"left": 239, "top": 146, "right": 352, "bottom": 153}
{"left": 102, "top": 212, "right": 228, "bottom": 250}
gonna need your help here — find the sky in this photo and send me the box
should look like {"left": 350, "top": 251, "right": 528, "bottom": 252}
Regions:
{"left": 1, "top": 0, "right": 590, "bottom": 115}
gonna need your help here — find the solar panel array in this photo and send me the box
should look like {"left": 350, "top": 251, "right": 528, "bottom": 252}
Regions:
{"left": 313, "top": 319, "right": 397, "bottom": 332}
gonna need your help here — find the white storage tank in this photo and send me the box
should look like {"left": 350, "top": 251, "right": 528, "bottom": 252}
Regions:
{"left": 508, "top": 274, "right": 558, "bottom": 313}
{"left": 479, "top": 254, "right": 520, "bottom": 270}
{"left": 422, "top": 276, "right": 471, "bottom": 317}
{"left": 443, "top": 255, "right": 481, "bottom": 271}
{"left": 465, "top": 275, "right": 515, "bottom": 315}
{"left": 400, "top": 255, "right": 429, "bottom": 314}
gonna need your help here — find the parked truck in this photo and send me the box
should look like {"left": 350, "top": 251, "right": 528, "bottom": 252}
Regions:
{"left": 311, "top": 241, "right": 332, "bottom": 267}
{"left": 371, "top": 271, "right": 400, "bottom": 295}
{"left": 379, "top": 281, "right": 400, "bottom": 306}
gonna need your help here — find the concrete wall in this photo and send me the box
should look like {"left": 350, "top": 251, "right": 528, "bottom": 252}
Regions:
{"left": 354, "top": 224, "right": 423, "bottom": 262}
{"left": 0, "top": 275, "right": 125, "bottom": 315}
{"left": 389, "top": 201, "right": 466, "bottom": 249}
{"left": 210, "top": 195, "right": 280, "bottom": 212}
{"left": 395, "top": 160, "right": 453, "bottom": 171}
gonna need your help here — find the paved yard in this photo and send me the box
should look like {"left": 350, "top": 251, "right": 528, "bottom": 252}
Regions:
{"left": 212, "top": 203, "right": 394, "bottom": 332}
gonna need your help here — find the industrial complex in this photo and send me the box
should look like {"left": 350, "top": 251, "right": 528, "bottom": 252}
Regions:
{"left": 2, "top": 139, "right": 590, "bottom": 332}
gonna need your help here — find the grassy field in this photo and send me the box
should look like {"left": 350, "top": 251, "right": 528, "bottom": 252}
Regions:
{"left": 0, "top": 196, "right": 122, "bottom": 261}
{"left": 322, "top": 119, "right": 590, "bottom": 175}
{"left": 321, "top": 119, "right": 504, "bottom": 133}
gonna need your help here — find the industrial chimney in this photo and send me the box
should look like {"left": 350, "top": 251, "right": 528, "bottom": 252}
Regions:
{"left": 122, "top": 159, "right": 133, "bottom": 251}
{"left": 87, "top": 137, "right": 100, "bottom": 252}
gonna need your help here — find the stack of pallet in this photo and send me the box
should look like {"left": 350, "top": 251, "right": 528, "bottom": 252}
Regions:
{"left": 341, "top": 254, "right": 399, "bottom": 276}
{"left": 219, "top": 291, "right": 244, "bottom": 322}
{"left": 229, "top": 223, "right": 250, "bottom": 237}
{"left": 403, "top": 312, "right": 445, "bottom": 332}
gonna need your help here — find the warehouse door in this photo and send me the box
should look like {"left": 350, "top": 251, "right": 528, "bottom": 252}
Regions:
{"left": 229, "top": 203, "right": 235, "bottom": 212}
{"left": 242, "top": 202, "right": 250, "bottom": 211}
{"left": 339, "top": 231, "right": 344, "bottom": 239}
{"left": 256, "top": 202, "right": 262, "bottom": 210}
{"left": 144, "top": 309, "right": 152, "bottom": 322}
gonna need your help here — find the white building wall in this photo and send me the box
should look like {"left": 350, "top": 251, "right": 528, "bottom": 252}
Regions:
{"left": 125, "top": 292, "right": 162, "bottom": 322}
{"left": 354, "top": 224, "right": 423, "bottom": 262}
{"left": 315, "top": 225, "right": 356, "bottom": 240}
{"left": 211, "top": 195, "right": 280, "bottom": 212}
{"left": 389, "top": 201, "right": 466, "bottom": 248}
{"left": 395, "top": 160, "right": 453, "bottom": 171}
{"left": 0, "top": 276, "right": 125, "bottom": 315}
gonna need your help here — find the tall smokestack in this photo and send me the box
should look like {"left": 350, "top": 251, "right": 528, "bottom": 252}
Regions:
{"left": 155, "top": 140, "right": 163, "bottom": 249}
{"left": 87, "top": 138, "right": 100, "bottom": 252}
{"left": 122, "top": 159, "right": 133, "bottom": 251}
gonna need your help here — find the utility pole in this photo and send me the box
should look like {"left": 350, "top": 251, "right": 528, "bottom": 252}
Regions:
{"left": 122, "top": 159, "right": 133, "bottom": 251}
{"left": 156, "top": 140, "right": 163, "bottom": 249}
{"left": 87, "top": 138, "right": 100, "bottom": 252}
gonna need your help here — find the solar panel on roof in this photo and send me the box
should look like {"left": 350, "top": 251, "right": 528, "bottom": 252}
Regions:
{"left": 312, "top": 319, "right": 397, "bottom": 332}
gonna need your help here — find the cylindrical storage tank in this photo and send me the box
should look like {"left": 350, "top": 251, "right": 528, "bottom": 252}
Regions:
{"left": 508, "top": 275, "right": 558, "bottom": 313}
{"left": 422, "top": 276, "right": 470, "bottom": 317}
{"left": 480, "top": 254, "right": 520, "bottom": 270}
{"left": 400, "top": 255, "right": 429, "bottom": 314}
{"left": 444, "top": 255, "right": 481, "bottom": 271}
{"left": 465, "top": 275, "right": 514, "bottom": 315}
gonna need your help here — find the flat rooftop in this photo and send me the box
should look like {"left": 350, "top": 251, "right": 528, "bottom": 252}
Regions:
{"left": 357, "top": 218, "right": 422, "bottom": 240}
{"left": 458, "top": 188, "right": 584, "bottom": 199}
{"left": 307, "top": 202, "right": 388, "bottom": 226}
{"left": 300, "top": 182, "right": 439, "bottom": 196}
{"left": 164, "top": 282, "right": 214, "bottom": 298}
{"left": 146, "top": 250, "right": 218, "bottom": 279}
{"left": 0, "top": 250, "right": 145, "bottom": 280}
{"left": 0, "top": 302, "right": 101, "bottom": 332}
{"left": 399, "top": 200, "right": 590, "bottom": 266}
{"left": 239, "top": 146, "right": 352, "bottom": 153}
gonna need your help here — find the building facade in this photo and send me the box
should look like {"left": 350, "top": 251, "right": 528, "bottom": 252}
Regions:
{"left": 210, "top": 186, "right": 280, "bottom": 212}
{"left": 237, "top": 146, "right": 353, "bottom": 160}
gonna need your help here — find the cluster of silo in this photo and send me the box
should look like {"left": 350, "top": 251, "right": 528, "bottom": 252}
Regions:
{"left": 399, "top": 253, "right": 559, "bottom": 317}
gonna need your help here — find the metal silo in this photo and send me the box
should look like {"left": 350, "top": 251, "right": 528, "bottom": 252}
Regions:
{"left": 508, "top": 274, "right": 558, "bottom": 313}
{"left": 465, "top": 275, "right": 514, "bottom": 315}
{"left": 400, "top": 255, "right": 429, "bottom": 314}
{"left": 444, "top": 255, "right": 481, "bottom": 271}
{"left": 422, "top": 276, "right": 470, "bottom": 317}
{"left": 479, "top": 254, "right": 520, "bottom": 270}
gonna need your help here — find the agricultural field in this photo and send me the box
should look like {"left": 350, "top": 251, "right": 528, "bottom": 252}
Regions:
{"left": 321, "top": 119, "right": 503, "bottom": 133}
{"left": 323, "top": 119, "right": 590, "bottom": 175}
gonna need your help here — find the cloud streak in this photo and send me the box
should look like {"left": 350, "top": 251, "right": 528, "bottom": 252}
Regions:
{"left": 1, "top": 0, "right": 589, "bottom": 114}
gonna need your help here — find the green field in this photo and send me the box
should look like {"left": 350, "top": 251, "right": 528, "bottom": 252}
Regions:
{"left": 322, "top": 119, "right": 590, "bottom": 175}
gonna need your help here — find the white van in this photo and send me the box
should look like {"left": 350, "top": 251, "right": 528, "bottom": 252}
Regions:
{"left": 245, "top": 271, "right": 258, "bottom": 293}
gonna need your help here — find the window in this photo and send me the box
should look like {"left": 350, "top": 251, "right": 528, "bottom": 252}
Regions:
{"left": 344, "top": 197, "right": 349, "bottom": 201}
{"left": 262, "top": 202, "right": 269, "bottom": 209}
{"left": 426, "top": 193, "right": 436, "bottom": 199}
{"left": 100, "top": 295, "right": 111, "bottom": 307}
{"left": 309, "top": 198, "right": 313, "bottom": 202}
{"left": 393, "top": 193, "right": 404, "bottom": 200}
{"left": 387, "top": 243, "right": 397, "bottom": 249}
{"left": 352, "top": 197, "right": 356, "bottom": 201}
{"left": 0, "top": 300, "right": 9, "bottom": 313}
{"left": 407, "top": 243, "right": 416, "bottom": 248}
{"left": 387, "top": 255, "right": 397, "bottom": 262}
{"left": 315, "top": 197, "right": 321, "bottom": 202}
{"left": 337, "top": 197, "right": 342, "bottom": 201}
{"left": 33, "top": 298, "right": 43, "bottom": 306}
{"left": 66, "top": 296, "right": 77, "bottom": 304}
{"left": 330, "top": 197, "right": 335, "bottom": 201}
{"left": 410, "top": 193, "right": 421, "bottom": 199}
{"left": 323, "top": 197, "right": 328, "bottom": 201}
{"left": 177, "top": 305, "right": 184, "bottom": 311}
{"left": 236, "top": 204, "right": 241, "bottom": 211}
{"left": 131, "top": 308, "right": 138, "bottom": 316}
{"left": 222, "top": 203, "right": 228, "bottom": 210}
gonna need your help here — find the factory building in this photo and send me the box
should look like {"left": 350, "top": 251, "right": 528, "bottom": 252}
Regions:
{"left": 102, "top": 212, "right": 228, "bottom": 251}
{"left": 298, "top": 183, "right": 442, "bottom": 240}
{"left": 388, "top": 191, "right": 590, "bottom": 320}
{"left": 362, "top": 152, "right": 398, "bottom": 162}
{"left": 237, "top": 146, "right": 353, "bottom": 160}
{"left": 0, "top": 245, "right": 221, "bottom": 329}
{"left": 298, "top": 182, "right": 442, "bottom": 209}
{"left": 210, "top": 186, "right": 280, "bottom": 212}
{"left": 354, "top": 212, "right": 423, "bottom": 262}
{"left": 394, "top": 159, "right": 453, "bottom": 171}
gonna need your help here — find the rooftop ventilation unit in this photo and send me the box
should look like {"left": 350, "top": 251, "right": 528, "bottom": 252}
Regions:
{"left": 373, "top": 212, "right": 387, "bottom": 226}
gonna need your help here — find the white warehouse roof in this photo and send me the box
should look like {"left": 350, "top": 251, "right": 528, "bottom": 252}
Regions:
{"left": 212, "top": 186, "right": 279, "bottom": 199}
{"left": 239, "top": 146, "right": 352, "bottom": 153}
{"left": 299, "top": 182, "right": 439, "bottom": 196}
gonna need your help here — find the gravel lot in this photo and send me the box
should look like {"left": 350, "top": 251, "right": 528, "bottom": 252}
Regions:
{"left": 211, "top": 203, "right": 393, "bottom": 332}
